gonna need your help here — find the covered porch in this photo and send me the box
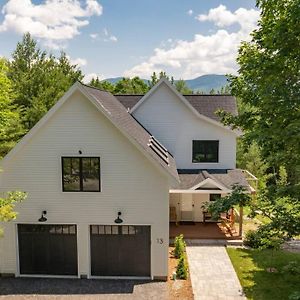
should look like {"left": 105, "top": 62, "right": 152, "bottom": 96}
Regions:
{"left": 169, "top": 169, "right": 252, "bottom": 239}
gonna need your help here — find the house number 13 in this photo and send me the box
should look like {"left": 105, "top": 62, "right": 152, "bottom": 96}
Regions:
{"left": 157, "top": 238, "right": 163, "bottom": 244}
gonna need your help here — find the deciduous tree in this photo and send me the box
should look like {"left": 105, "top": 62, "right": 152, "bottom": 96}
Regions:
{"left": 0, "top": 58, "right": 24, "bottom": 157}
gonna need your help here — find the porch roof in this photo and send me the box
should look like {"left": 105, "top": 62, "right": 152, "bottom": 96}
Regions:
{"left": 176, "top": 169, "right": 251, "bottom": 191}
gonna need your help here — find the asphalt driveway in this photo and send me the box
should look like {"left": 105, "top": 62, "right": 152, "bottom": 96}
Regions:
{"left": 0, "top": 278, "right": 168, "bottom": 300}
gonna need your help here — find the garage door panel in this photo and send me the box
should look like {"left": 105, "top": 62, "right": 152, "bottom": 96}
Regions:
{"left": 18, "top": 224, "right": 78, "bottom": 276}
{"left": 90, "top": 225, "right": 150, "bottom": 277}
{"left": 18, "top": 234, "right": 34, "bottom": 274}
{"left": 118, "top": 236, "right": 135, "bottom": 276}
{"left": 33, "top": 233, "right": 49, "bottom": 274}
{"left": 90, "top": 235, "right": 106, "bottom": 275}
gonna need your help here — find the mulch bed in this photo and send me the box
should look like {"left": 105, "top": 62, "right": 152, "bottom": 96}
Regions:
{"left": 167, "top": 247, "right": 194, "bottom": 299}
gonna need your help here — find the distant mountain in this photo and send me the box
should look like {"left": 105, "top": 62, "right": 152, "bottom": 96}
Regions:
{"left": 104, "top": 74, "right": 229, "bottom": 92}
{"left": 185, "top": 74, "right": 229, "bottom": 92}
{"left": 104, "top": 77, "right": 126, "bottom": 84}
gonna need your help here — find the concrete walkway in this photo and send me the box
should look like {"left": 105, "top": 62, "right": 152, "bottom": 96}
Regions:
{"left": 186, "top": 246, "right": 245, "bottom": 300}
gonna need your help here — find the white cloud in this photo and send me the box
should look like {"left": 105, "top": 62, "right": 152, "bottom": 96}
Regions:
{"left": 187, "top": 9, "right": 193, "bottom": 16}
{"left": 83, "top": 72, "right": 104, "bottom": 83}
{"left": 68, "top": 56, "right": 87, "bottom": 67}
{"left": 109, "top": 35, "right": 117, "bottom": 42}
{"left": 103, "top": 27, "right": 117, "bottom": 42}
{"left": 124, "top": 5, "right": 259, "bottom": 79}
{"left": 0, "top": 0, "right": 103, "bottom": 49}
{"left": 90, "top": 27, "right": 117, "bottom": 42}
{"left": 197, "top": 4, "right": 259, "bottom": 33}
{"left": 90, "top": 33, "right": 98, "bottom": 39}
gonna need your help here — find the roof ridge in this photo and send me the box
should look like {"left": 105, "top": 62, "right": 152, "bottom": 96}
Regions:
{"left": 79, "top": 81, "right": 111, "bottom": 94}
{"left": 114, "top": 94, "right": 145, "bottom": 96}
{"left": 184, "top": 94, "right": 232, "bottom": 96}
{"left": 114, "top": 94, "right": 233, "bottom": 97}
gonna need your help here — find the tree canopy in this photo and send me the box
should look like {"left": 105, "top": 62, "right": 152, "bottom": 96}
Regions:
{"left": 0, "top": 58, "right": 24, "bottom": 157}
{"left": 8, "top": 33, "right": 83, "bottom": 130}
{"left": 217, "top": 0, "right": 300, "bottom": 239}
{"left": 220, "top": 0, "right": 300, "bottom": 185}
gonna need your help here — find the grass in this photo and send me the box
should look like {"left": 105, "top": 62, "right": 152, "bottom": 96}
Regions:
{"left": 227, "top": 248, "right": 300, "bottom": 300}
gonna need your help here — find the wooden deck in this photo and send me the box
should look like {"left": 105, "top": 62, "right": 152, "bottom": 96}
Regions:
{"left": 169, "top": 222, "right": 240, "bottom": 239}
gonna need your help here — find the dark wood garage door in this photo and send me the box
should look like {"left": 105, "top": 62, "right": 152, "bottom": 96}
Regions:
{"left": 18, "top": 224, "right": 78, "bottom": 276}
{"left": 90, "top": 225, "right": 151, "bottom": 277}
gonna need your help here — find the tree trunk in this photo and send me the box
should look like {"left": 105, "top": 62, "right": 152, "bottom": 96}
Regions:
{"left": 239, "top": 205, "right": 243, "bottom": 237}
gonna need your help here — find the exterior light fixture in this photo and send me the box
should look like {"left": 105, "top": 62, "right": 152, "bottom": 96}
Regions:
{"left": 114, "top": 211, "right": 123, "bottom": 224}
{"left": 38, "top": 210, "right": 47, "bottom": 222}
{"left": 78, "top": 150, "right": 82, "bottom": 154}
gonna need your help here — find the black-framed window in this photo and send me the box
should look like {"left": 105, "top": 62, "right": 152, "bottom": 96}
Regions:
{"left": 62, "top": 157, "right": 100, "bottom": 192}
{"left": 192, "top": 140, "right": 219, "bottom": 163}
{"left": 210, "top": 194, "right": 221, "bottom": 201}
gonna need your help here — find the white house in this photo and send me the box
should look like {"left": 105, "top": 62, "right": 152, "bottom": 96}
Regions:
{"left": 116, "top": 79, "right": 251, "bottom": 224}
{"left": 0, "top": 78, "right": 251, "bottom": 280}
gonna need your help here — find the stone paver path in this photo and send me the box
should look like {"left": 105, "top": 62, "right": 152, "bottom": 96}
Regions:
{"left": 186, "top": 246, "right": 245, "bottom": 300}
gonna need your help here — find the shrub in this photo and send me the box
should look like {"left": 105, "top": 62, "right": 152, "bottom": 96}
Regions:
{"left": 174, "top": 234, "right": 186, "bottom": 258}
{"left": 176, "top": 255, "right": 188, "bottom": 279}
{"left": 244, "top": 226, "right": 284, "bottom": 249}
{"left": 244, "top": 230, "right": 261, "bottom": 248}
{"left": 289, "top": 291, "right": 300, "bottom": 300}
{"left": 282, "top": 261, "right": 300, "bottom": 275}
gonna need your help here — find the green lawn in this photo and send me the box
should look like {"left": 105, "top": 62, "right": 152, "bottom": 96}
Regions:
{"left": 227, "top": 248, "right": 300, "bottom": 300}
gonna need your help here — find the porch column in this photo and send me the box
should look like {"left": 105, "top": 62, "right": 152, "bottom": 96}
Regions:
{"left": 239, "top": 205, "right": 243, "bottom": 237}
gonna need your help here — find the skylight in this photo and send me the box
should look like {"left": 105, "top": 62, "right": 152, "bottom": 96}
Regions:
{"left": 148, "top": 136, "right": 169, "bottom": 165}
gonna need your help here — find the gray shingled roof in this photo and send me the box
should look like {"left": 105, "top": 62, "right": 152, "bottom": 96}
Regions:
{"left": 114, "top": 94, "right": 237, "bottom": 122}
{"left": 80, "top": 83, "right": 179, "bottom": 181}
{"left": 177, "top": 169, "right": 250, "bottom": 191}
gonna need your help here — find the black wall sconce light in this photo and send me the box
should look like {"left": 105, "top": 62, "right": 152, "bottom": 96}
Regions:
{"left": 38, "top": 210, "right": 47, "bottom": 222}
{"left": 114, "top": 211, "right": 123, "bottom": 224}
{"left": 78, "top": 150, "right": 82, "bottom": 155}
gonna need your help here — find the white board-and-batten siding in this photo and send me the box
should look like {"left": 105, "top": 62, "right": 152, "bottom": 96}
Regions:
{"left": 132, "top": 82, "right": 236, "bottom": 170}
{"left": 0, "top": 90, "right": 169, "bottom": 278}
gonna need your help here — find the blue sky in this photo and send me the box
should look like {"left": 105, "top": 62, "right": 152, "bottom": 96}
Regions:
{"left": 0, "top": 0, "right": 259, "bottom": 81}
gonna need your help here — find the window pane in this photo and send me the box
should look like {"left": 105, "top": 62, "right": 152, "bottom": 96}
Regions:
{"left": 69, "top": 225, "right": 76, "bottom": 234}
{"left": 128, "top": 226, "right": 135, "bottom": 235}
{"left": 122, "top": 226, "right": 129, "bottom": 235}
{"left": 55, "top": 226, "right": 63, "bottom": 234}
{"left": 91, "top": 225, "right": 98, "bottom": 235}
{"left": 112, "top": 226, "right": 118, "bottom": 235}
{"left": 63, "top": 225, "right": 69, "bottom": 234}
{"left": 105, "top": 226, "right": 111, "bottom": 234}
{"left": 82, "top": 158, "right": 100, "bottom": 191}
{"left": 62, "top": 158, "right": 81, "bottom": 191}
{"left": 210, "top": 194, "right": 221, "bottom": 201}
{"left": 98, "top": 226, "right": 105, "bottom": 234}
{"left": 192, "top": 141, "right": 219, "bottom": 163}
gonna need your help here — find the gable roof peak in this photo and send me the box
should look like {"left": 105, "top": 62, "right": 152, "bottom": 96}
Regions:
{"left": 130, "top": 77, "right": 239, "bottom": 136}
{"left": 1, "top": 81, "right": 179, "bottom": 184}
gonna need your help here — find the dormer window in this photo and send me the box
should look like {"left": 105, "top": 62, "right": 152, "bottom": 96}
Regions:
{"left": 62, "top": 157, "right": 101, "bottom": 192}
{"left": 192, "top": 140, "right": 219, "bottom": 163}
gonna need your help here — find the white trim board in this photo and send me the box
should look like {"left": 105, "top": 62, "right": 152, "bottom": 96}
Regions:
{"left": 169, "top": 189, "right": 231, "bottom": 194}
{"left": 189, "top": 178, "right": 229, "bottom": 191}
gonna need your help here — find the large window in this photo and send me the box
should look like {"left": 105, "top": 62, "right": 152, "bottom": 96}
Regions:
{"left": 62, "top": 157, "right": 100, "bottom": 192}
{"left": 192, "top": 140, "right": 219, "bottom": 163}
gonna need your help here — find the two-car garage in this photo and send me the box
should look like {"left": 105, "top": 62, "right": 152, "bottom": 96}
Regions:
{"left": 17, "top": 224, "right": 151, "bottom": 278}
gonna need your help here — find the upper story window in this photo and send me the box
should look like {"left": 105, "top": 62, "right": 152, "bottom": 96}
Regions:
{"left": 62, "top": 157, "right": 100, "bottom": 192}
{"left": 192, "top": 140, "right": 219, "bottom": 163}
{"left": 209, "top": 194, "right": 221, "bottom": 201}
